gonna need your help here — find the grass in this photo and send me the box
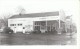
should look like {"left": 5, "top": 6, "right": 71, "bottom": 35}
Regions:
{"left": 0, "top": 32, "right": 76, "bottom": 45}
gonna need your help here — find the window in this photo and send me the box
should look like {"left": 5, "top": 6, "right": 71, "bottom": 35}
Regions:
{"left": 18, "top": 24, "right": 19, "bottom": 26}
{"left": 10, "top": 24, "right": 16, "bottom": 26}
{"left": 18, "top": 24, "right": 22, "bottom": 26}
{"left": 35, "top": 21, "right": 41, "bottom": 25}
{"left": 10, "top": 24, "right": 14, "bottom": 26}
{"left": 23, "top": 27, "right": 25, "bottom": 29}
{"left": 20, "top": 24, "right": 22, "bottom": 25}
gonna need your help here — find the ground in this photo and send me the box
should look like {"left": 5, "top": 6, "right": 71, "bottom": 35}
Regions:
{"left": 0, "top": 32, "right": 76, "bottom": 45}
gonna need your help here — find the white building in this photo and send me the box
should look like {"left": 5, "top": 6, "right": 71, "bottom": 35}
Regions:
{"left": 8, "top": 10, "right": 66, "bottom": 33}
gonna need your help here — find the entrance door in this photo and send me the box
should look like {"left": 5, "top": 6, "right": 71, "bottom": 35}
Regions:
{"left": 40, "top": 21, "right": 46, "bottom": 33}
{"left": 34, "top": 26, "right": 40, "bottom": 31}
{"left": 34, "top": 21, "right": 46, "bottom": 32}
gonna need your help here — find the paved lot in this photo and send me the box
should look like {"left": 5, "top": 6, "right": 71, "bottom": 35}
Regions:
{"left": 0, "top": 32, "right": 76, "bottom": 45}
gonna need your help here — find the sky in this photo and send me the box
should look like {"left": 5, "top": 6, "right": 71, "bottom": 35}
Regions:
{"left": 0, "top": 0, "right": 79, "bottom": 23}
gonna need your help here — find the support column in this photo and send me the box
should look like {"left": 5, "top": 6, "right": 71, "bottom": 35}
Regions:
{"left": 46, "top": 20, "right": 47, "bottom": 31}
{"left": 59, "top": 20, "right": 60, "bottom": 29}
{"left": 58, "top": 19, "right": 61, "bottom": 34}
{"left": 33, "top": 21, "right": 35, "bottom": 31}
{"left": 65, "top": 22, "right": 67, "bottom": 33}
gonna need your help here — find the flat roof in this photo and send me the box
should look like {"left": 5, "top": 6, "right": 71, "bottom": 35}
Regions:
{"left": 9, "top": 11, "right": 59, "bottom": 19}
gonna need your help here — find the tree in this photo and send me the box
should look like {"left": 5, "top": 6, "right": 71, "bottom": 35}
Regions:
{"left": 0, "top": 14, "right": 11, "bottom": 27}
{"left": 16, "top": 6, "right": 26, "bottom": 15}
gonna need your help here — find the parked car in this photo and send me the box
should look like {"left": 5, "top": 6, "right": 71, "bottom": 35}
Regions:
{"left": 3, "top": 27, "right": 13, "bottom": 34}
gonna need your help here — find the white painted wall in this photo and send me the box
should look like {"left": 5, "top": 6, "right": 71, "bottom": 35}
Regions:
{"left": 8, "top": 18, "right": 34, "bottom": 32}
{"left": 8, "top": 11, "right": 66, "bottom": 33}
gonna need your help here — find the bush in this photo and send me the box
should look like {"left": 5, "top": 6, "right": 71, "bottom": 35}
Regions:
{"left": 62, "top": 30, "right": 66, "bottom": 33}
{"left": 32, "top": 30, "right": 41, "bottom": 34}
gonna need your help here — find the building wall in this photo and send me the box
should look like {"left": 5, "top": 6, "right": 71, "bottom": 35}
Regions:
{"left": 8, "top": 10, "right": 66, "bottom": 33}
{"left": 8, "top": 15, "right": 60, "bottom": 32}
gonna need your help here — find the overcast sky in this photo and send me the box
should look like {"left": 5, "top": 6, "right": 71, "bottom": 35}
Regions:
{"left": 0, "top": 0, "right": 79, "bottom": 23}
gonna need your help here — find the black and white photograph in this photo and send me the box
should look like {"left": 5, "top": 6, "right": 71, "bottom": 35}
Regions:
{"left": 0, "top": 0, "right": 79, "bottom": 46}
